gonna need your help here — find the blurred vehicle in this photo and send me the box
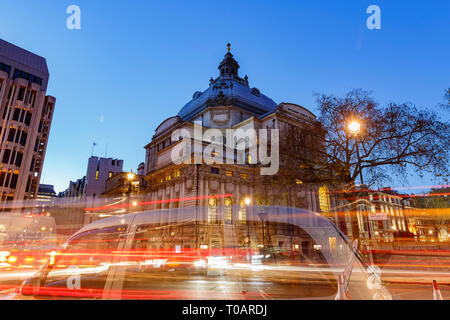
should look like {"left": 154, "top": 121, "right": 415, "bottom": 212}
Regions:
{"left": 0, "top": 213, "right": 57, "bottom": 269}
{"left": 15, "top": 206, "right": 392, "bottom": 300}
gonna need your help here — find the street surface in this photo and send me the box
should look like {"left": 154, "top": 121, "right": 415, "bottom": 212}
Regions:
{"left": 0, "top": 265, "right": 448, "bottom": 300}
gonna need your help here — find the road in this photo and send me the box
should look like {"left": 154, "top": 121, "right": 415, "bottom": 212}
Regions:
{"left": 0, "top": 266, "right": 449, "bottom": 300}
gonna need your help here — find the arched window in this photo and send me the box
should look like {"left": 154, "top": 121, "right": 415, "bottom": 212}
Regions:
{"left": 318, "top": 185, "right": 330, "bottom": 213}
{"left": 239, "top": 199, "right": 247, "bottom": 224}
{"left": 208, "top": 196, "right": 217, "bottom": 223}
{"left": 224, "top": 197, "right": 232, "bottom": 224}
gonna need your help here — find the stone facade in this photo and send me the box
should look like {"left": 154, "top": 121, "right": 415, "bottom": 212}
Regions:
{"left": 138, "top": 46, "right": 337, "bottom": 252}
{"left": 0, "top": 39, "right": 56, "bottom": 202}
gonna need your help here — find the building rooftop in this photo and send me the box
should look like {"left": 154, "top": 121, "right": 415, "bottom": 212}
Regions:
{"left": 177, "top": 44, "right": 278, "bottom": 121}
{"left": 0, "top": 38, "right": 49, "bottom": 90}
{"left": 38, "top": 184, "right": 56, "bottom": 195}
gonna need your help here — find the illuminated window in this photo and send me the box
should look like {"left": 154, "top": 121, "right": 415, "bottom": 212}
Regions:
{"left": 239, "top": 199, "right": 247, "bottom": 224}
{"left": 208, "top": 196, "right": 217, "bottom": 223}
{"left": 224, "top": 197, "right": 232, "bottom": 224}
{"left": 108, "top": 171, "right": 113, "bottom": 178}
{"left": 295, "top": 179, "right": 303, "bottom": 185}
{"left": 166, "top": 174, "right": 171, "bottom": 181}
{"left": 240, "top": 173, "right": 248, "bottom": 179}
{"left": 174, "top": 170, "right": 180, "bottom": 178}
{"left": 247, "top": 154, "right": 252, "bottom": 164}
{"left": 226, "top": 170, "right": 233, "bottom": 177}
{"left": 159, "top": 177, "right": 163, "bottom": 183}
{"left": 95, "top": 170, "right": 99, "bottom": 181}
{"left": 318, "top": 185, "right": 330, "bottom": 213}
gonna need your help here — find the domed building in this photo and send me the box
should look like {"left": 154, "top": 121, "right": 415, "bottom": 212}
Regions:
{"left": 141, "top": 45, "right": 346, "bottom": 251}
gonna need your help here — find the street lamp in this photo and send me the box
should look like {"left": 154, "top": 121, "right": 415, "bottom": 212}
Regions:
{"left": 348, "top": 120, "right": 373, "bottom": 261}
{"left": 348, "top": 121, "right": 361, "bottom": 136}
{"left": 127, "top": 172, "right": 135, "bottom": 181}
{"left": 126, "top": 171, "right": 136, "bottom": 211}
{"left": 347, "top": 121, "right": 363, "bottom": 186}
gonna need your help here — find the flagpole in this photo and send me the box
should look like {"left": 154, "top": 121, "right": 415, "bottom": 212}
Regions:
{"left": 91, "top": 142, "right": 96, "bottom": 157}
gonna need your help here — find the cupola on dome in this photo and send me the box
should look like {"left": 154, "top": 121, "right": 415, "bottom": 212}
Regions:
{"left": 177, "top": 44, "right": 278, "bottom": 121}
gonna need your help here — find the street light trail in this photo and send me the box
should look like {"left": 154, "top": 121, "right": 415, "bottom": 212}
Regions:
{"left": 83, "top": 193, "right": 233, "bottom": 211}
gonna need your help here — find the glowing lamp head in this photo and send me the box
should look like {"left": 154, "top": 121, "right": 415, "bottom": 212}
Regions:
{"left": 127, "top": 172, "right": 135, "bottom": 181}
{"left": 244, "top": 197, "right": 251, "bottom": 205}
{"left": 348, "top": 121, "right": 361, "bottom": 135}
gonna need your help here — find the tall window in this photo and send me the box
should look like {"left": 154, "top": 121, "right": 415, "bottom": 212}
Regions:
{"left": 224, "top": 197, "right": 232, "bottom": 224}
{"left": 208, "top": 196, "right": 217, "bottom": 223}
{"left": 318, "top": 185, "right": 330, "bottom": 213}
{"left": 239, "top": 199, "right": 247, "bottom": 224}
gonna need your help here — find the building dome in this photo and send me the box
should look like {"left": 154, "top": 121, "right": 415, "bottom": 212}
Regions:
{"left": 177, "top": 45, "right": 278, "bottom": 121}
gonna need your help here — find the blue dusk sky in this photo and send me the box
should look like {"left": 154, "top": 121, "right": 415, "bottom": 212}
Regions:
{"left": 0, "top": 0, "right": 449, "bottom": 193}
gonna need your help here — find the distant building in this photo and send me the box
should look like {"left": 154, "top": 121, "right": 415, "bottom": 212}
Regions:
{"left": 85, "top": 156, "right": 123, "bottom": 198}
{"left": 103, "top": 162, "right": 147, "bottom": 197}
{"left": 137, "top": 162, "right": 144, "bottom": 176}
{"left": 103, "top": 172, "right": 145, "bottom": 197}
{"left": 58, "top": 177, "right": 86, "bottom": 198}
{"left": 369, "top": 189, "right": 411, "bottom": 242}
{"left": 37, "top": 183, "right": 56, "bottom": 203}
{"left": 409, "top": 187, "right": 450, "bottom": 242}
{"left": 60, "top": 157, "right": 123, "bottom": 199}
{"left": 340, "top": 186, "right": 413, "bottom": 245}
{"left": 0, "top": 39, "right": 56, "bottom": 202}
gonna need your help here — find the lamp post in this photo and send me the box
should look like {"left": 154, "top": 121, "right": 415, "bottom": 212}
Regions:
{"left": 348, "top": 121, "right": 363, "bottom": 186}
{"left": 126, "top": 172, "right": 136, "bottom": 211}
{"left": 348, "top": 121, "right": 373, "bottom": 264}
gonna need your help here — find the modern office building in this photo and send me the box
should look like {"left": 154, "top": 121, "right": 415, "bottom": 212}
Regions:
{"left": 0, "top": 39, "right": 56, "bottom": 202}
{"left": 59, "top": 157, "right": 124, "bottom": 199}
{"left": 36, "top": 183, "right": 57, "bottom": 203}
{"left": 85, "top": 156, "right": 123, "bottom": 198}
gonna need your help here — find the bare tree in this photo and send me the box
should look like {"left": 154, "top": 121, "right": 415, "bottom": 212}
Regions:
{"left": 314, "top": 89, "right": 450, "bottom": 187}
{"left": 443, "top": 88, "right": 450, "bottom": 110}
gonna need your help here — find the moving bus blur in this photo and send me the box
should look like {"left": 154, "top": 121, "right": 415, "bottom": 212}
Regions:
{"left": 17, "top": 206, "right": 392, "bottom": 300}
